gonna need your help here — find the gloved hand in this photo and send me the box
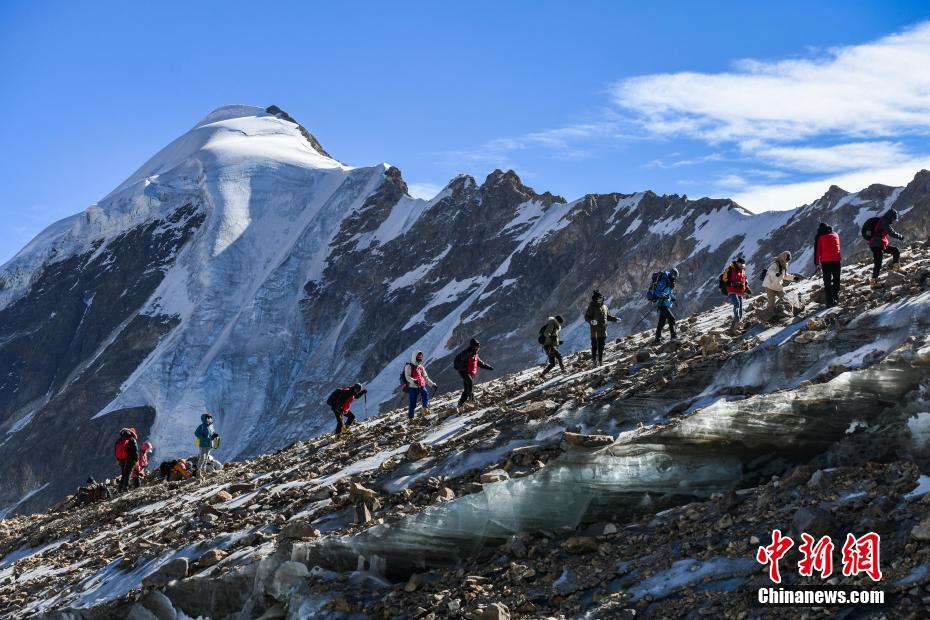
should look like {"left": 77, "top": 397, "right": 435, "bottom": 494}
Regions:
{"left": 211, "top": 433, "right": 219, "bottom": 440}
{"left": 559, "top": 340, "right": 564, "bottom": 345}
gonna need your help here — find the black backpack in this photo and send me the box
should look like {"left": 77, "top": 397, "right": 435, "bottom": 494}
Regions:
{"left": 861, "top": 217, "right": 880, "bottom": 242}
{"left": 159, "top": 460, "right": 178, "bottom": 478}
{"left": 717, "top": 271, "right": 728, "bottom": 296}
{"left": 537, "top": 323, "right": 548, "bottom": 345}
{"left": 646, "top": 272, "right": 664, "bottom": 301}
{"left": 453, "top": 349, "right": 469, "bottom": 372}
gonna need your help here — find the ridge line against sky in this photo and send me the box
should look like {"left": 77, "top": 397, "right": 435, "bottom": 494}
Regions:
{"left": 2, "top": 1, "right": 930, "bottom": 263}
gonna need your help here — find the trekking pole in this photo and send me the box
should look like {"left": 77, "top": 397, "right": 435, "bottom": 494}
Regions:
{"left": 628, "top": 306, "right": 654, "bottom": 333}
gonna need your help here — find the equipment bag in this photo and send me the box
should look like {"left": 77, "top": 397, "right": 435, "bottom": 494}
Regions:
{"left": 646, "top": 272, "right": 663, "bottom": 301}
{"left": 861, "top": 217, "right": 880, "bottom": 242}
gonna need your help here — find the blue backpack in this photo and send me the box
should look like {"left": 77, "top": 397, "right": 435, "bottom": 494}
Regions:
{"left": 646, "top": 272, "right": 666, "bottom": 301}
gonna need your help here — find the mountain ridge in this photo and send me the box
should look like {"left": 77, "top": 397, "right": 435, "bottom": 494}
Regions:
{"left": 1, "top": 104, "right": 929, "bottom": 515}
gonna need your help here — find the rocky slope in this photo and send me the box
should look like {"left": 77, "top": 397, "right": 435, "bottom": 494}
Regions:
{"left": 2, "top": 104, "right": 930, "bottom": 515}
{"left": 2, "top": 244, "right": 930, "bottom": 618}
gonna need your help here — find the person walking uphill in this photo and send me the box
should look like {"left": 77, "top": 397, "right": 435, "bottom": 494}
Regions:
{"left": 453, "top": 339, "right": 493, "bottom": 410}
{"left": 114, "top": 428, "right": 139, "bottom": 493}
{"left": 864, "top": 208, "right": 905, "bottom": 286}
{"left": 763, "top": 251, "right": 804, "bottom": 313}
{"left": 814, "top": 222, "right": 842, "bottom": 307}
{"left": 404, "top": 351, "right": 437, "bottom": 421}
{"left": 585, "top": 290, "right": 619, "bottom": 366}
{"left": 652, "top": 269, "right": 678, "bottom": 344}
{"left": 327, "top": 383, "right": 366, "bottom": 434}
{"left": 194, "top": 413, "right": 219, "bottom": 479}
{"left": 721, "top": 258, "right": 751, "bottom": 330}
{"left": 540, "top": 315, "right": 565, "bottom": 377}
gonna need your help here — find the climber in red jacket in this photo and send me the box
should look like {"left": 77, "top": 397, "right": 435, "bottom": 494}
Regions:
{"left": 813, "top": 222, "right": 842, "bottom": 307}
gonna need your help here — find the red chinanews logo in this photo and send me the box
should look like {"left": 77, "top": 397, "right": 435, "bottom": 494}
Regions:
{"left": 756, "top": 530, "right": 882, "bottom": 584}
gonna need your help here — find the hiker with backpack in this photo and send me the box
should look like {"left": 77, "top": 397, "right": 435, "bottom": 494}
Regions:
{"left": 814, "top": 222, "right": 842, "bottom": 307}
{"left": 327, "top": 383, "right": 367, "bottom": 434}
{"left": 863, "top": 209, "right": 905, "bottom": 286}
{"left": 160, "top": 458, "right": 193, "bottom": 482}
{"left": 763, "top": 251, "right": 804, "bottom": 313}
{"left": 585, "top": 289, "right": 619, "bottom": 366}
{"left": 650, "top": 269, "right": 678, "bottom": 344}
{"left": 194, "top": 413, "right": 219, "bottom": 480}
{"left": 114, "top": 428, "right": 139, "bottom": 493}
{"left": 720, "top": 258, "right": 751, "bottom": 329}
{"left": 404, "top": 351, "right": 437, "bottom": 421}
{"left": 131, "top": 441, "right": 153, "bottom": 488}
{"left": 540, "top": 315, "right": 565, "bottom": 377}
{"left": 453, "top": 339, "right": 493, "bottom": 410}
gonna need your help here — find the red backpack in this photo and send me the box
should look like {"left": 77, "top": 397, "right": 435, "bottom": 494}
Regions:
{"left": 114, "top": 437, "right": 130, "bottom": 460}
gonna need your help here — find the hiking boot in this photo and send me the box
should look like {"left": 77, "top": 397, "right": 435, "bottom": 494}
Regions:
{"left": 889, "top": 263, "right": 903, "bottom": 273}
{"left": 420, "top": 407, "right": 430, "bottom": 418}
{"left": 869, "top": 278, "right": 882, "bottom": 289}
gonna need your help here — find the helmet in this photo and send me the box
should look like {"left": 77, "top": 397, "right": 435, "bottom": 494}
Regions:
{"left": 555, "top": 315, "right": 564, "bottom": 324}
{"left": 469, "top": 338, "right": 480, "bottom": 348}
{"left": 592, "top": 289, "right": 603, "bottom": 300}
{"left": 128, "top": 427, "right": 137, "bottom": 437}
{"left": 141, "top": 441, "right": 153, "bottom": 453}
{"left": 887, "top": 208, "right": 899, "bottom": 221}
{"left": 352, "top": 383, "right": 364, "bottom": 395}
{"left": 735, "top": 256, "right": 746, "bottom": 265}
{"left": 669, "top": 268, "right": 679, "bottom": 279}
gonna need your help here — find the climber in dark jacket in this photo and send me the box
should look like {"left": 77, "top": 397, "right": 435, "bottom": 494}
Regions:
{"left": 454, "top": 339, "right": 493, "bottom": 409}
{"left": 868, "top": 208, "right": 905, "bottom": 283}
{"left": 653, "top": 269, "right": 678, "bottom": 344}
{"left": 327, "top": 383, "right": 366, "bottom": 434}
{"left": 584, "top": 290, "right": 619, "bottom": 366}
{"left": 813, "top": 222, "right": 842, "bottom": 307}
{"left": 541, "top": 315, "right": 565, "bottom": 377}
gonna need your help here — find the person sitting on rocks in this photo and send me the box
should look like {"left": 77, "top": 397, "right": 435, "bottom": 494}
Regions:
{"left": 327, "top": 383, "right": 366, "bottom": 434}
{"left": 194, "top": 413, "right": 219, "bottom": 480}
{"left": 540, "top": 315, "right": 565, "bottom": 377}
{"left": 75, "top": 477, "right": 110, "bottom": 506}
{"left": 762, "top": 251, "right": 804, "bottom": 315}
{"left": 453, "top": 339, "right": 493, "bottom": 411}
{"left": 131, "top": 441, "right": 153, "bottom": 488}
{"left": 585, "top": 289, "right": 619, "bottom": 366}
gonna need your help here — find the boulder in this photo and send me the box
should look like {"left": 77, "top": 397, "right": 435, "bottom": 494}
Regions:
{"left": 406, "top": 442, "right": 431, "bottom": 461}
{"left": 792, "top": 507, "right": 836, "bottom": 538}
{"left": 431, "top": 487, "right": 455, "bottom": 503}
{"left": 355, "top": 502, "right": 373, "bottom": 524}
{"left": 910, "top": 520, "right": 930, "bottom": 541}
{"left": 561, "top": 432, "right": 613, "bottom": 448}
{"left": 481, "top": 469, "right": 510, "bottom": 484}
{"left": 227, "top": 481, "right": 257, "bottom": 494}
{"left": 807, "top": 469, "right": 833, "bottom": 490}
{"left": 196, "top": 549, "right": 227, "bottom": 569}
{"left": 280, "top": 520, "right": 320, "bottom": 540}
{"left": 349, "top": 482, "right": 378, "bottom": 503}
{"left": 562, "top": 536, "right": 599, "bottom": 554}
{"left": 481, "top": 603, "right": 510, "bottom": 620}
{"left": 141, "top": 558, "right": 189, "bottom": 588}
{"left": 140, "top": 591, "right": 177, "bottom": 620}
{"left": 208, "top": 490, "right": 233, "bottom": 505}
{"left": 516, "top": 400, "right": 558, "bottom": 419}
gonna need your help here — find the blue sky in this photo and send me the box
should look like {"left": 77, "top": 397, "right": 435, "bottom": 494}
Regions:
{"left": 3, "top": 1, "right": 930, "bottom": 263}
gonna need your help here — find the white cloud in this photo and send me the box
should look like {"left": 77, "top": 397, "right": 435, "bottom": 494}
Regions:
{"left": 751, "top": 141, "right": 912, "bottom": 173}
{"left": 406, "top": 182, "right": 443, "bottom": 200}
{"left": 730, "top": 158, "right": 930, "bottom": 212}
{"left": 612, "top": 21, "right": 930, "bottom": 143}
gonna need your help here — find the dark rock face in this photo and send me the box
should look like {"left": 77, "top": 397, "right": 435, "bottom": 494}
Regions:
{"left": 0, "top": 204, "right": 203, "bottom": 514}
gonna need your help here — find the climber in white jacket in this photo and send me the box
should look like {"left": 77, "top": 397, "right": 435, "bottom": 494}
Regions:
{"left": 762, "top": 251, "right": 805, "bottom": 313}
